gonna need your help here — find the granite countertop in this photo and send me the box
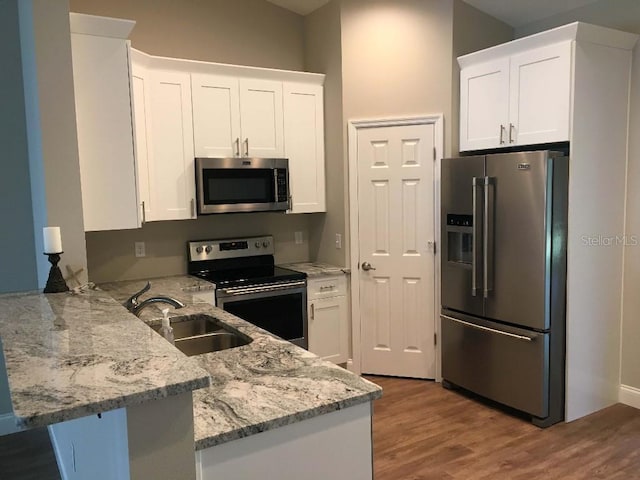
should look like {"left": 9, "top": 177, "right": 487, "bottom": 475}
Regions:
{"left": 0, "top": 288, "right": 211, "bottom": 429}
{"left": 102, "top": 275, "right": 382, "bottom": 450}
{"left": 283, "top": 262, "right": 350, "bottom": 277}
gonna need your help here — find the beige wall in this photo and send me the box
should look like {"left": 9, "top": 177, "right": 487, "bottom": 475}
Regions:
{"left": 86, "top": 214, "right": 311, "bottom": 283}
{"left": 69, "top": 0, "right": 305, "bottom": 70}
{"left": 512, "top": 1, "right": 640, "bottom": 390}
{"left": 71, "top": 0, "right": 311, "bottom": 283}
{"left": 304, "top": 0, "right": 344, "bottom": 266}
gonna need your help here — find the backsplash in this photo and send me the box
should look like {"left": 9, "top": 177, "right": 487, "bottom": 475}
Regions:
{"left": 85, "top": 213, "right": 314, "bottom": 283}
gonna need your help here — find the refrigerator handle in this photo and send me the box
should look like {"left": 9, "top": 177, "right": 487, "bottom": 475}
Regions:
{"left": 483, "top": 176, "right": 495, "bottom": 298}
{"left": 472, "top": 177, "right": 482, "bottom": 297}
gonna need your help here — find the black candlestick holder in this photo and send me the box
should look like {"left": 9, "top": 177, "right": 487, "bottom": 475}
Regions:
{"left": 43, "top": 252, "right": 69, "bottom": 293}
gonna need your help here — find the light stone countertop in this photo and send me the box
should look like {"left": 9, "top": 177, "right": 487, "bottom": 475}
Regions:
{"left": 0, "top": 288, "right": 211, "bottom": 429}
{"left": 282, "top": 262, "right": 350, "bottom": 278}
{"left": 102, "top": 275, "right": 382, "bottom": 450}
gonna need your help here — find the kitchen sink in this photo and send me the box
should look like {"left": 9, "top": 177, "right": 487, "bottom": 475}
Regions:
{"left": 150, "top": 313, "right": 252, "bottom": 355}
{"left": 174, "top": 332, "right": 250, "bottom": 356}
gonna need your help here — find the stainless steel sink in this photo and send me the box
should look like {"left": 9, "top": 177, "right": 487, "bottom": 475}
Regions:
{"left": 174, "top": 332, "right": 250, "bottom": 356}
{"left": 150, "top": 313, "right": 251, "bottom": 355}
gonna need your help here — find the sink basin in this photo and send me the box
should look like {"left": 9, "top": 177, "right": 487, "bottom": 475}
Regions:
{"left": 174, "top": 332, "right": 250, "bottom": 356}
{"left": 151, "top": 313, "right": 223, "bottom": 340}
{"left": 150, "top": 313, "right": 252, "bottom": 355}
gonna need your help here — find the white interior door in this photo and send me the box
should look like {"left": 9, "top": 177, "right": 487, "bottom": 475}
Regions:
{"left": 356, "top": 123, "right": 436, "bottom": 379}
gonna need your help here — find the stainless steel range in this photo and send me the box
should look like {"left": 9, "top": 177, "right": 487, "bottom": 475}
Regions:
{"left": 187, "top": 235, "right": 308, "bottom": 349}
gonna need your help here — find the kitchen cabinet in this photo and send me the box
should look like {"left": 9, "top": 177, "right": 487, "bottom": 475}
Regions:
{"left": 460, "top": 41, "right": 571, "bottom": 151}
{"left": 131, "top": 54, "right": 196, "bottom": 222}
{"left": 284, "top": 82, "right": 326, "bottom": 213}
{"left": 308, "top": 275, "right": 348, "bottom": 364}
{"left": 192, "top": 74, "right": 284, "bottom": 158}
{"left": 70, "top": 14, "right": 140, "bottom": 231}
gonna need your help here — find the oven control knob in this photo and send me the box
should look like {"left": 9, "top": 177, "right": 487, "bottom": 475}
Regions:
{"left": 205, "top": 245, "right": 212, "bottom": 254}
{"left": 255, "top": 242, "right": 261, "bottom": 248}
{"left": 196, "top": 246, "right": 203, "bottom": 254}
{"left": 263, "top": 241, "right": 269, "bottom": 248}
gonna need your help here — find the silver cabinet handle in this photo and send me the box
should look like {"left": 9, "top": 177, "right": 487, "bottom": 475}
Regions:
{"left": 472, "top": 177, "right": 482, "bottom": 297}
{"left": 509, "top": 123, "right": 515, "bottom": 143}
{"left": 311, "top": 303, "right": 315, "bottom": 320}
{"left": 141, "top": 201, "right": 146, "bottom": 224}
{"left": 499, "top": 124, "right": 506, "bottom": 145}
{"left": 361, "top": 262, "right": 376, "bottom": 271}
{"left": 234, "top": 137, "right": 240, "bottom": 157}
{"left": 442, "top": 315, "right": 534, "bottom": 342}
{"left": 243, "top": 138, "right": 249, "bottom": 157}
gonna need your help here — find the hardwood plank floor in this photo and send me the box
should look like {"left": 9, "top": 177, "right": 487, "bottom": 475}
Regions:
{"left": 366, "top": 376, "right": 640, "bottom": 480}
{"left": 0, "top": 428, "right": 61, "bottom": 480}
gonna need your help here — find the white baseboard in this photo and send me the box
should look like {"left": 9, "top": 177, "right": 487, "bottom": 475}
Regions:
{"left": 619, "top": 384, "right": 640, "bottom": 410}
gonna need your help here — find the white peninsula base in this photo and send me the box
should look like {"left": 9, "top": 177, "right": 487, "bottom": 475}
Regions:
{"left": 197, "top": 402, "right": 374, "bottom": 480}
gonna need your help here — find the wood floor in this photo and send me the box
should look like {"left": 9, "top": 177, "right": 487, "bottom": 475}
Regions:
{"left": 0, "top": 428, "right": 61, "bottom": 480}
{"left": 366, "top": 376, "right": 640, "bottom": 480}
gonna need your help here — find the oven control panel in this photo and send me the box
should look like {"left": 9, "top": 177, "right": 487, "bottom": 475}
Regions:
{"left": 188, "top": 236, "right": 274, "bottom": 261}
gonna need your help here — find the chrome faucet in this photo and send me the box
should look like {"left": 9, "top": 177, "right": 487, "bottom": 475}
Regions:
{"left": 123, "top": 282, "right": 185, "bottom": 317}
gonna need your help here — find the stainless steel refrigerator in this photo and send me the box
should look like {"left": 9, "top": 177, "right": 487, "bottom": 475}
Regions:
{"left": 441, "top": 150, "right": 567, "bottom": 427}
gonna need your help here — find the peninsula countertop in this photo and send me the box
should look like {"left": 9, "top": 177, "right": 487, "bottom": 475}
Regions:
{"left": 101, "top": 275, "right": 382, "bottom": 451}
{"left": 0, "top": 288, "right": 211, "bottom": 429}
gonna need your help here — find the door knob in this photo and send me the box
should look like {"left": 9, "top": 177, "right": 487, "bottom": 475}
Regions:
{"left": 361, "top": 262, "right": 376, "bottom": 271}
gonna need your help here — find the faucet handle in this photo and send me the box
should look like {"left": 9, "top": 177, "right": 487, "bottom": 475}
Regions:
{"left": 123, "top": 282, "right": 151, "bottom": 311}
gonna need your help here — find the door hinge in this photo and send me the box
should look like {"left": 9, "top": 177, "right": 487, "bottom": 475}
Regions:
{"left": 434, "top": 333, "right": 437, "bottom": 345}
{"left": 428, "top": 241, "right": 436, "bottom": 254}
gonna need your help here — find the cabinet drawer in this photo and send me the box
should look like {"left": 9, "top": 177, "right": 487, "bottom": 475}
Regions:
{"left": 307, "top": 275, "right": 347, "bottom": 299}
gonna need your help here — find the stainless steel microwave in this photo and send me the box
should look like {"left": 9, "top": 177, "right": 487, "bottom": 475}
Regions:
{"left": 195, "top": 157, "right": 290, "bottom": 214}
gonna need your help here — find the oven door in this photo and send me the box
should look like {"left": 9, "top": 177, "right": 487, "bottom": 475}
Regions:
{"left": 196, "top": 157, "right": 290, "bottom": 214}
{"left": 216, "top": 280, "right": 308, "bottom": 349}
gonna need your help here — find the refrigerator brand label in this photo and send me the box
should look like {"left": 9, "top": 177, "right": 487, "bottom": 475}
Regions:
{"left": 517, "top": 163, "right": 531, "bottom": 170}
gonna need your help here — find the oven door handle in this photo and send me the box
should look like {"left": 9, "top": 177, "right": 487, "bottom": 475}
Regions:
{"left": 217, "top": 280, "right": 307, "bottom": 297}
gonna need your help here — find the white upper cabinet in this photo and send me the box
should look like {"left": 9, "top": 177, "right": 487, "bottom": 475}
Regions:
{"left": 284, "top": 82, "right": 326, "bottom": 213}
{"left": 70, "top": 14, "right": 140, "bottom": 231}
{"left": 459, "top": 40, "right": 572, "bottom": 151}
{"left": 239, "top": 79, "right": 284, "bottom": 158}
{"left": 146, "top": 70, "right": 196, "bottom": 221}
{"left": 460, "top": 58, "right": 510, "bottom": 151}
{"left": 192, "top": 75, "right": 284, "bottom": 158}
{"left": 191, "top": 74, "right": 241, "bottom": 158}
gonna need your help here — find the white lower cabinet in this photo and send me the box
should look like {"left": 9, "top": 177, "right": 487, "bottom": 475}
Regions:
{"left": 308, "top": 275, "right": 349, "bottom": 364}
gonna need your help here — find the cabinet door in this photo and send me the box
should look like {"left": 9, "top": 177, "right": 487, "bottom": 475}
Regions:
{"left": 239, "top": 79, "right": 284, "bottom": 157}
{"left": 130, "top": 59, "right": 152, "bottom": 223}
{"left": 284, "top": 82, "right": 325, "bottom": 213}
{"left": 191, "top": 73, "right": 241, "bottom": 158}
{"left": 309, "top": 295, "right": 348, "bottom": 364}
{"left": 509, "top": 41, "right": 572, "bottom": 147}
{"left": 71, "top": 34, "right": 140, "bottom": 231}
{"left": 147, "top": 70, "right": 196, "bottom": 221}
{"left": 460, "top": 57, "right": 510, "bottom": 151}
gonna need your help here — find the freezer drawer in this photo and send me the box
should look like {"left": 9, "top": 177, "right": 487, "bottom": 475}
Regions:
{"left": 441, "top": 311, "right": 549, "bottom": 418}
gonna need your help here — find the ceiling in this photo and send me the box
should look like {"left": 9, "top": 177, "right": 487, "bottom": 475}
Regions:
{"left": 265, "top": 0, "right": 602, "bottom": 26}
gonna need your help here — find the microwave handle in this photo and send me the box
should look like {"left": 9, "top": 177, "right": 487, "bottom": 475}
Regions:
{"left": 274, "top": 169, "right": 279, "bottom": 203}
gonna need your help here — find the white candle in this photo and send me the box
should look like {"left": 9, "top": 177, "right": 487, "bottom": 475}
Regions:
{"left": 43, "top": 226, "right": 62, "bottom": 253}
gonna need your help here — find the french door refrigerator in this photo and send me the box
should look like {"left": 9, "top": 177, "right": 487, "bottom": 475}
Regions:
{"left": 441, "top": 150, "right": 568, "bottom": 427}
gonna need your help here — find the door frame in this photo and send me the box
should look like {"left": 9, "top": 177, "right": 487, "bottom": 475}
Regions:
{"left": 347, "top": 115, "right": 444, "bottom": 381}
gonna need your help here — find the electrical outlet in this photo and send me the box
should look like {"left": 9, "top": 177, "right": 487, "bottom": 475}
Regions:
{"left": 294, "top": 231, "right": 303, "bottom": 245}
{"left": 335, "top": 233, "right": 342, "bottom": 249}
{"left": 134, "top": 242, "right": 146, "bottom": 258}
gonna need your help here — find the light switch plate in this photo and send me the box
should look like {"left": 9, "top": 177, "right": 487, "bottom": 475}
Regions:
{"left": 335, "top": 233, "right": 342, "bottom": 249}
